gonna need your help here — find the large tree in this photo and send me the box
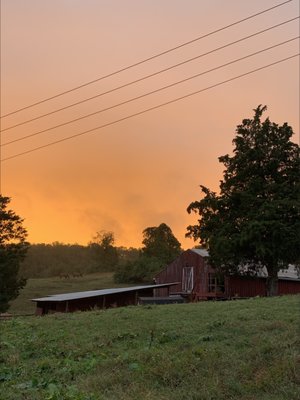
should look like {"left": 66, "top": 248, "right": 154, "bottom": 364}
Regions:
{"left": 114, "top": 223, "right": 181, "bottom": 283}
{"left": 186, "top": 106, "right": 300, "bottom": 296}
{"left": 0, "top": 196, "right": 29, "bottom": 312}
{"left": 142, "top": 223, "right": 182, "bottom": 265}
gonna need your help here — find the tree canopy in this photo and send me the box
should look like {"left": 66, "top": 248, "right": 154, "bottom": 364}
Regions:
{"left": 88, "top": 230, "right": 119, "bottom": 271}
{"left": 114, "top": 223, "right": 181, "bottom": 284}
{"left": 142, "top": 223, "right": 182, "bottom": 265}
{"left": 186, "top": 106, "right": 300, "bottom": 296}
{"left": 0, "top": 195, "right": 29, "bottom": 312}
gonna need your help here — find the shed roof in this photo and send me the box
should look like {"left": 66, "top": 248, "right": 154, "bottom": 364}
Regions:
{"left": 32, "top": 282, "right": 178, "bottom": 303}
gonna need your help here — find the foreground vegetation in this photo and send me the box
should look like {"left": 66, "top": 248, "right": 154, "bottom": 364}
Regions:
{"left": 1, "top": 295, "right": 299, "bottom": 400}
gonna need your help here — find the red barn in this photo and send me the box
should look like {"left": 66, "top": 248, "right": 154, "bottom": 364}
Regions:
{"left": 155, "top": 249, "right": 300, "bottom": 300}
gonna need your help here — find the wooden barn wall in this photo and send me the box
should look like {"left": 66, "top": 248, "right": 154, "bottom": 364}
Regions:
{"left": 35, "top": 301, "right": 59, "bottom": 315}
{"left": 278, "top": 280, "right": 300, "bottom": 295}
{"left": 75, "top": 292, "right": 137, "bottom": 312}
{"left": 155, "top": 250, "right": 214, "bottom": 297}
{"left": 227, "top": 277, "right": 300, "bottom": 297}
{"left": 65, "top": 292, "right": 138, "bottom": 312}
{"left": 227, "top": 276, "right": 267, "bottom": 297}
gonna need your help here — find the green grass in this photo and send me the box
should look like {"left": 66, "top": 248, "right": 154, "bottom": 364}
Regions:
{"left": 1, "top": 295, "right": 299, "bottom": 399}
{"left": 8, "top": 272, "right": 122, "bottom": 315}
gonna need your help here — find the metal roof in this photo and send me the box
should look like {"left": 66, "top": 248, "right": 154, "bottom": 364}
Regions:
{"left": 191, "top": 248, "right": 209, "bottom": 257}
{"left": 257, "top": 265, "right": 300, "bottom": 280}
{"left": 32, "top": 282, "right": 178, "bottom": 303}
{"left": 191, "top": 248, "right": 299, "bottom": 281}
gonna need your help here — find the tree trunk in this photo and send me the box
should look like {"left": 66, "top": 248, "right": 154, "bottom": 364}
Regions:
{"left": 266, "top": 269, "right": 279, "bottom": 297}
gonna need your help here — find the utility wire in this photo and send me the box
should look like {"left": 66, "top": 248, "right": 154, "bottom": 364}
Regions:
{"left": 0, "top": 0, "right": 293, "bottom": 119}
{"left": 1, "top": 53, "right": 298, "bottom": 162}
{"left": 2, "top": 37, "right": 298, "bottom": 147}
{"left": 2, "top": 16, "right": 298, "bottom": 134}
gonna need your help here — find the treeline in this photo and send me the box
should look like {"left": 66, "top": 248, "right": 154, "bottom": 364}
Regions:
{"left": 20, "top": 242, "right": 139, "bottom": 278}
{"left": 20, "top": 224, "right": 183, "bottom": 284}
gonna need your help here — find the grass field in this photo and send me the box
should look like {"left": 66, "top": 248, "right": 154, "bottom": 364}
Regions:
{"left": 1, "top": 295, "right": 300, "bottom": 400}
{"left": 8, "top": 272, "right": 120, "bottom": 315}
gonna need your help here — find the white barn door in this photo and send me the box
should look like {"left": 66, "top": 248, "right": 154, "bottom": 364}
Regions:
{"left": 182, "top": 267, "right": 194, "bottom": 293}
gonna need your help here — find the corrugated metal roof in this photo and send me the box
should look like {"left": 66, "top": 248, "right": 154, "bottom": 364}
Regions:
{"left": 32, "top": 282, "right": 178, "bottom": 303}
{"left": 258, "top": 265, "right": 299, "bottom": 280}
{"left": 191, "top": 248, "right": 299, "bottom": 281}
{"left": 191, "top": 248, "right": 209, "bottom": 257}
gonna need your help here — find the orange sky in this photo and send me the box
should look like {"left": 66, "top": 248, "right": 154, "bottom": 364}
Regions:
{"left": 1, "top": 0, "right": 299, "bottom": 248}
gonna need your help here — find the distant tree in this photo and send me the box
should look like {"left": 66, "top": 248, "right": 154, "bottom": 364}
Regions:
{"left": 92, "top": 231, "right": 115, "bottom": 249}
{"left": 187, "top": 106, "right": 300, "bottom": 296}
{"left": 142, "top": 223, "right": 182, "bottom": 265}
{"left": 114, "top": 255, "right": 162, "bottom": 284}
{"left": 116, "top": 246, "right": 140, "bottom": 264}
{"left": 89, "top": 230, "right": 119, "bottom": 271}
{"left": 114, "top": 223, "right": 181, "bottom": 284}
{"left": 0, "top": 196, "right": 29, "bottom": 312}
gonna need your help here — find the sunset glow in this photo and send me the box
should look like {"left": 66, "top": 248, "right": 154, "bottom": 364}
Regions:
{"left": 1, "top": 0, "right": 299, "bottom": 248}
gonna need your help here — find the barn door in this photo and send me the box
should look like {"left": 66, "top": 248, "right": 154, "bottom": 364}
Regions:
{"left": 182, "top": 267, "right": 194, "bottom": 293}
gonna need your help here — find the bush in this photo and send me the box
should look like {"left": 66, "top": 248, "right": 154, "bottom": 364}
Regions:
{"left": 114, "top": 256, "right": 163, "bottom": 284}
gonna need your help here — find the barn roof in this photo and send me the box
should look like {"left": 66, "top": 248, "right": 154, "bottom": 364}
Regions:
{"left": 257, "top": 265, "right": 299, "bottom": 281}
{"left": 191, "top": 248, "right": 209, "bottom": 257}
{"left": 32, "top": 282, "right": 178, "bottom": 303}
{"left": 190, "top": 248, "right": 300, "bottom": 281}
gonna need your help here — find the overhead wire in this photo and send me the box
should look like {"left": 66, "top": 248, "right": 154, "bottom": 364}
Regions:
{"left": 0, "top": 0, "right": 294, "bottom": 118}
{"left": 1, "top": 16, "right": 298, "bottom": 133}
{"left": 2, "top": 36, "right": 299, "bottom": 147}
{"left": 1, "top": 53, "right": 298, "bottom": 162}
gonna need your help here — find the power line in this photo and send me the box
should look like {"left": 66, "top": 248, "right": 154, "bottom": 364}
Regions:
{"left": 1, "top": 53, "right": 298, "bottom": 162}
{"left": 2, "top": 36, "right": 298, "bottom": 147}
{"left": 2, "top": 16, "right": 298, "bottom": 134}
{"left": 0, "top": 0, "right": 293, "bottom": 119}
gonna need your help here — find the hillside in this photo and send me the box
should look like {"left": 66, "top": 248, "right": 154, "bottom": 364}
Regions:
{"left": 1, "top": 295, "right": 299, "bottom": 399}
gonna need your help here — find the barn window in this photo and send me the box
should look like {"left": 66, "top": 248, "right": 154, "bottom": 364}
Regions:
{"left": 208, "top": 273, "right": 225, "bottom": 293}
{"left": 182, "top": 267, "right": 194, "bottom": 293}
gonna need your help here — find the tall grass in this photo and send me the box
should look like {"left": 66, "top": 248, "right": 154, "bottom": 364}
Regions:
{"left": 1, "top": 295, "right": 299, "bottom": 399}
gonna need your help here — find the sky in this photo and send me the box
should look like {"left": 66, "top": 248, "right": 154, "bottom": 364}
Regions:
{"left": 0, "top": 0, "right": 299, "bottom": 249}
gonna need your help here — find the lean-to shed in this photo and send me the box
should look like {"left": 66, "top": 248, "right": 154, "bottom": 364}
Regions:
{"left": 32, "top": 282, "right": 177, "bottom": 315}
